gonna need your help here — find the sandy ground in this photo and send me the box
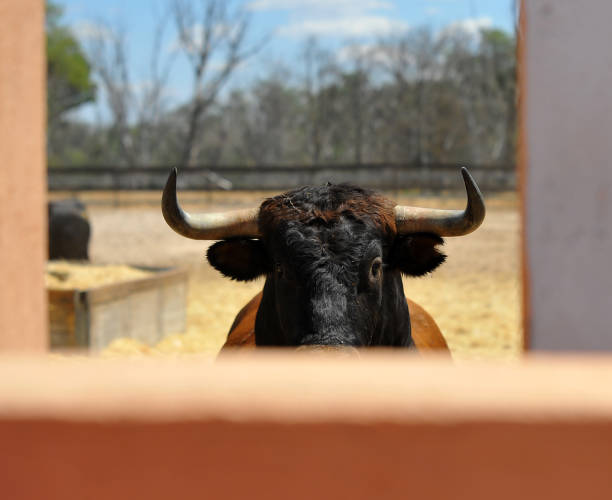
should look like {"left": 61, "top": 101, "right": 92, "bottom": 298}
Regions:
{"left": 82, "top": 191, "right": 521, "bottom": 359}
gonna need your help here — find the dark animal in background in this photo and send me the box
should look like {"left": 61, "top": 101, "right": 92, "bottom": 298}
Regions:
{"left": 162, "top": 168, "right": 485, "bottom": 353}
{"left": 48, "top": 199, "right": 91, "bottom": 260}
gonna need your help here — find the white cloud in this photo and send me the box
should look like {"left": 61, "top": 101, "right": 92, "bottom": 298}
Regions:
{"left": 336, "top": 43, "right": 375, "bottom": 62}
{"left": 248, "top": 0, "right": 393, "bottom": 12}
{"left": 280, "top": 16, "right": 408, "bottom": 38}
{"left": 443, "top": 16, "right": 493, "bottom": 37}
{"left": 248, "top": 0, "right": 402, "bottom": 39}
{"left": 336, "top": 42, "right": 392, "bottom": 66}
{"left": 73, "top": 21, "right": 114, "bottom": 42}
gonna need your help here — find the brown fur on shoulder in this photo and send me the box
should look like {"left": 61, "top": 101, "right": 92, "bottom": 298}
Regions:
{"left": 223, "top": 293, "right": 260, "bottom": 349}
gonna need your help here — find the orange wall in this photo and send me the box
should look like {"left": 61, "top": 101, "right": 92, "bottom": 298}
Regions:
{"left": 4, "top": 419, "right": 612, "bottom": 500}
{"left": 0, "top": 0, "right": 47, "bottom": 351}
{"left": 2, "top": 355, "right": 612, "bottom": 500}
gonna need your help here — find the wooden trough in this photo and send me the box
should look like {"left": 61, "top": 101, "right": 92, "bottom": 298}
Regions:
{"left": 48, "top": 267, "right": 188, "bottom": 350}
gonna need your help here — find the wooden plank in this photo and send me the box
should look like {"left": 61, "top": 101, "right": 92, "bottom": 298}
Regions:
{"left": 87, "top": 278, "right": 187, "bottom": 349}
{"left": 47, "top": 164, "right": 517, "bottom": 192}
{"left": 48, "top": 267, "right": 188, "bottom": 350}
{"left": 84, "top": 268, "right": 188, "bottom": 305}
{"left": 48, "top": 290, "right": 76, "bottom": 348}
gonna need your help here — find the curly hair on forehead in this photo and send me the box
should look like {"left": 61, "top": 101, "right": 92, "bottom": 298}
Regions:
{"left": 258, "top": 183, "right": 397, "bottom": 238}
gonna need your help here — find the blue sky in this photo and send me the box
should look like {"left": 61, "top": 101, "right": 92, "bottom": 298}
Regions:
{"left": 57, "top": 0, "right": 515, "bottom": 119}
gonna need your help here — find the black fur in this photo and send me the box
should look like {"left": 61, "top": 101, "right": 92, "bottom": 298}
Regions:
{"left": 207, "top": 239, "right": 270, "bottom": 282}
{"left": 209, "top": 184, "right": 446, "bottom": 347}
{"left": 390, "top": 233, "right": 446, "bottom": 277}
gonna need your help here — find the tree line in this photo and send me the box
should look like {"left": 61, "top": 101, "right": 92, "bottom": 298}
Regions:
{"left": 47, "top": 1, "right": 516, "bottom": 169}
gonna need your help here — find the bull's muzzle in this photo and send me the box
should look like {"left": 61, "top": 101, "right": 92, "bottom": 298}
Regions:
{"left": 295, "top": 345, "right": 361, "bottom": 358}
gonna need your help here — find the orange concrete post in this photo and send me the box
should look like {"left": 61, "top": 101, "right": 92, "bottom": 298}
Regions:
{"left": 0, "top": 0, "right": 47, "bottom": 351}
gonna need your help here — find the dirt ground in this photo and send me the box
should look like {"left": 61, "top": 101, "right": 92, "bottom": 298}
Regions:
{"left": 81, "top": 190, "right": 522, "bottom": 360}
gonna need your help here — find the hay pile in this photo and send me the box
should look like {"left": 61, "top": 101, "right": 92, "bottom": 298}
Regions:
{"left": 46, "top": 261, "right": 152, "bottom": 290}
{"left": 403, "top": 272, "right": 521, "bottom": 360}
{"left": 103, "top": 331, "right": 224, "bottom": 358}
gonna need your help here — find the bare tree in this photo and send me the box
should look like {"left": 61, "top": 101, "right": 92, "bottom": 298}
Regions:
{"left": 243, "top": 66, "right": 302, "bottom": 164}
{"left": 134, "top": 10, "right": 176, "bottom": 164}
{"left": 300, "top": 37, "right": 340, "bottom": 164}
{"left": 70, "top": 8, "right": 517, "bottom": 169}
{"left": 87, "top": 23, "right": 134, "bottom": 165}
{"left": 380, "top": 27, "right": 445, "bottom": 164}
{"left": 86, "top": 9, "right": 175, "bottom": 166}
{"left": 338, "top": 44, "right": 376, "bottom": 164}
{"left": 171, "top": 0, "right": 266, "bottom": 166}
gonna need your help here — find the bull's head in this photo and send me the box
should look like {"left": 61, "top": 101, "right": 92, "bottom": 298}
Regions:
{"left": 162, "top": 169, "right": 485, "bottom": 348}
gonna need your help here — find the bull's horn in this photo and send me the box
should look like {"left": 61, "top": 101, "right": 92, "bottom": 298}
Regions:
{"left": 162, "top": 168, "right": 260, "bottom": 240}
{"left": 394, "top": 167, "right": 485, "bottom": 236}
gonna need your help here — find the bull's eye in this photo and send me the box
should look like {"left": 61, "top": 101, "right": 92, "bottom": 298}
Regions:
{"left": 369, "top": 257, "right": 383, "bottom": 280}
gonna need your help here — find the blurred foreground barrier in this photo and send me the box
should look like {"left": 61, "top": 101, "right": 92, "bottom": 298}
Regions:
{"left": 2, "top": 353, "right": 612, "bottom": 500}
{"left": 0, "top": 0, "right": 47, "bottom": 351}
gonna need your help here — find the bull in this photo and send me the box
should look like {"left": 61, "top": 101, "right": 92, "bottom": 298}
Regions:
{"left": 48, "top": 199, "right": 90, "bottom": 261}
{"left": 162, "top": 168, "right": 485, "bottom": 353}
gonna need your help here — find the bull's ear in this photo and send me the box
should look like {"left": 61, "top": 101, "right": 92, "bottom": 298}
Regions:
{"left": 390, "top": 233, "right": 446, "bottom": 277}
{"left": 207, "top": 238, "right": 270, "bottom": 282}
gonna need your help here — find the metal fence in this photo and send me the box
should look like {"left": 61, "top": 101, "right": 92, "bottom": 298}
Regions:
{"left": 48, "top": 163, "right": 516, "bottom": 192}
